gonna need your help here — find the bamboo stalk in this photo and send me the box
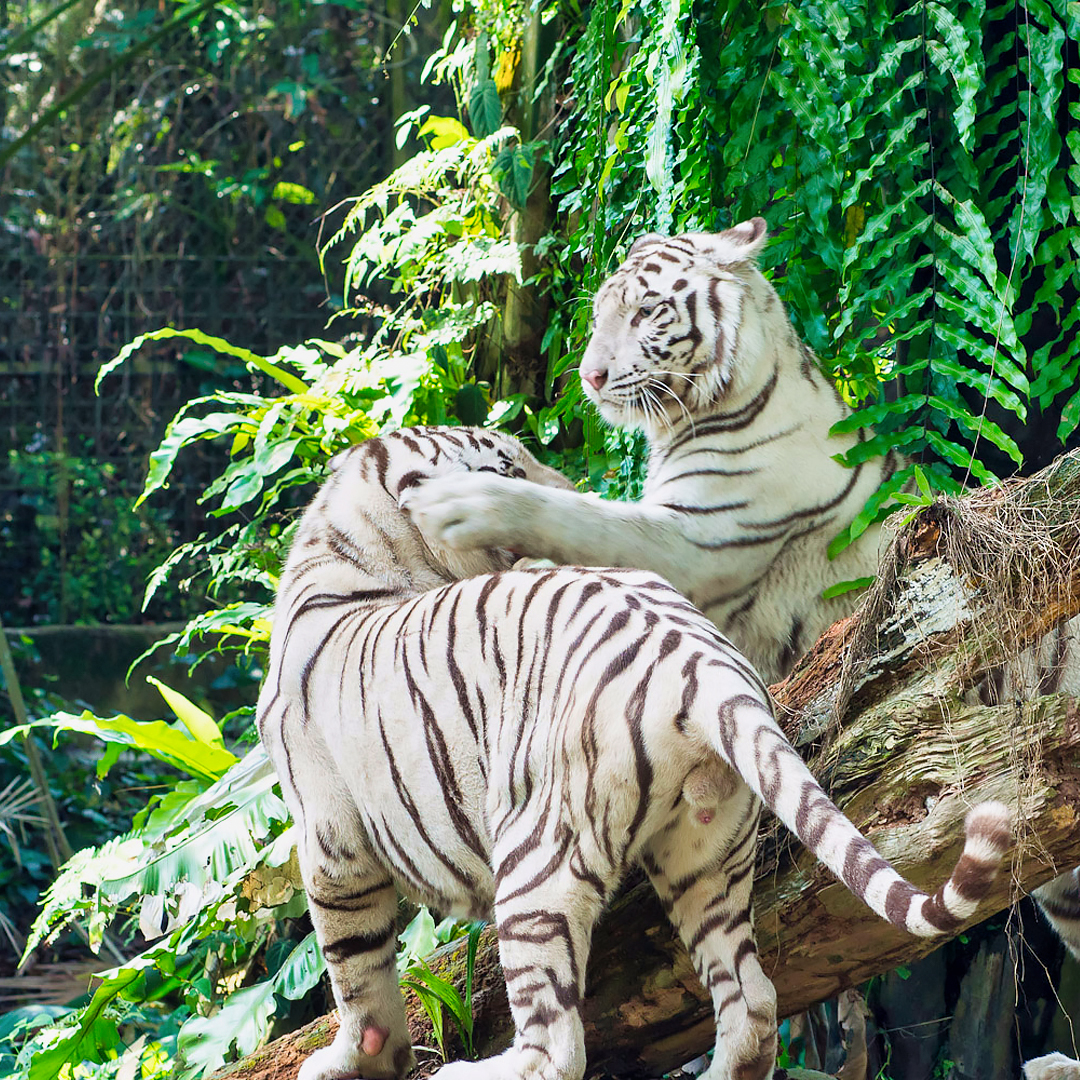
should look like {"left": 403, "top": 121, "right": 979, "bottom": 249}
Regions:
{"left": 0, "top": 614, "right": 72, "bottom": 869}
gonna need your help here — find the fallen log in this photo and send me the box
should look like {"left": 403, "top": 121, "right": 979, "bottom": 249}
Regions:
{"left": 215, "top": 451, "right": 1080, "bottom": 1080}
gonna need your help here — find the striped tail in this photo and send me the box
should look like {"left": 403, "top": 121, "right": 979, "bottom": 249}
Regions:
{"left": 713, "top": 695, "right": 1013, "bottom": 937}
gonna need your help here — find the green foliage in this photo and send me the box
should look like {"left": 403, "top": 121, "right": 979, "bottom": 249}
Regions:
{"left": 9, "top": 0, "right": 1080, "bottom": 1075}
{"left": 1, "top": 446, "right": 191, "bottom": 624}
{"left": 174, "top": 932, "right": 324, "bottom": 1079}
{"left": 552, "top": 0, "right": 1079, "bottom": 518}
{"left": 399, "top": 913, "right": 485, "bottom": 1061}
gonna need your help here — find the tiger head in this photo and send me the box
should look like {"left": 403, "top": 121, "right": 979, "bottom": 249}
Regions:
{"left": 580, "top": 217, "right": 784, "bottom": 436}
{"left": 312, "top": 429, "right": 574, "bottom": 591}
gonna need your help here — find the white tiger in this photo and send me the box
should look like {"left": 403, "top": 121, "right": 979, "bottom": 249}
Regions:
{"left": 403, "top": 218, "right": 893, "bottom": 687}
{"left": 402, "top": 218, "right": 1080, "bottom": 969}
{"left": 259, "top": 426, "right": 1012, "bottom": 1080}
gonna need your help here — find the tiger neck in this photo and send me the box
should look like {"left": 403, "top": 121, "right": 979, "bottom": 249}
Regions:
{"left": 643, "top": 351, "right": 873, "bottom": 503}
{"left": 279, "top": 533, "right": 423, "bottom": 618}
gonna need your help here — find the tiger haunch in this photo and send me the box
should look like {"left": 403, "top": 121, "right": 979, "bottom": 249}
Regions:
{"left": 262, "top": 427, "right": 1012, "bottom": 1080}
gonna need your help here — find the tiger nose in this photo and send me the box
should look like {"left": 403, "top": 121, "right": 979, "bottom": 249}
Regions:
{"left": 581, "top": 367, "right": 608, "bottom": 391}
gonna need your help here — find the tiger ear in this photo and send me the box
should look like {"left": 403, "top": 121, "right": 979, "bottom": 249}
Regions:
{"left": 697, "top": 217, "right": 769, "bottom": 265}
{"left": 628, "top": 232, "right": 667, "bottom": 256}
{"left": 327, "top": 444, "right": 359, "bottom": 473}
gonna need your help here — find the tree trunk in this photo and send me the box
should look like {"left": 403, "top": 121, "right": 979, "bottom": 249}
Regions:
{"left": 213, "top": 451, "right": 1080, "bottom": 1080}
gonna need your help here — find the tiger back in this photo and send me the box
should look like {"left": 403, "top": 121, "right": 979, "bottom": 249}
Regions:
{"left": 400, "top": 219, "right": 1080, "bottom": 1057}
{"left": 260, "top": 426, "right": 1011, "bottom": 1080}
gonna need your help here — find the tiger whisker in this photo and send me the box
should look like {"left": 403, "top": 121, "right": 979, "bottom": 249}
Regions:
{"left": 649, "top": 379, "right": 696, "bottom": 435}
{"left": 641, "top": 385, "right": 676, "bottom": 434}
{"left": 652, "top": 368, "right": 706, "bottom": 380}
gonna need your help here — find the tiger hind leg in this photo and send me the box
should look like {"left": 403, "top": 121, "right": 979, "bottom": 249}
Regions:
{"left": 297, "top": 819, "right": 413, "bottom": 1080}
{"left": 1032, "top": 867, "right": 1080, "bottom": 959}
{"left": 433, "top": 866, "right": 606, "bottom": 1080}
{"left": 643, "top": 798, "right": 777, "bottom": 1080}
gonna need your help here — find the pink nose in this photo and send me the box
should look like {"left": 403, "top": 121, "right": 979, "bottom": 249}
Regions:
{"left": 581, "top": 368, "right": 608, "bottom": 391}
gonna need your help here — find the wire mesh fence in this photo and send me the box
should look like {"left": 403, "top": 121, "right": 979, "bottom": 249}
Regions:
{"left": 0, "top": 0, "right": 434, "bottom": 625}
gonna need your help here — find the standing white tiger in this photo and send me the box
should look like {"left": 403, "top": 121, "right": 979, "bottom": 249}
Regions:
{"left": 403, "top": 217, "right": 1080, "bottom": 966}
{"left": 260, "top": 426, "right": 1012, "bottom": 1080}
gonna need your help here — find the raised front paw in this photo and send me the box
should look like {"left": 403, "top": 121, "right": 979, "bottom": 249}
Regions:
{"left": 401, "top": 472, "right": 519, "bottom": 552}
{"left": 1022, "top": 1053, "right": 1080, "bottom": 1080}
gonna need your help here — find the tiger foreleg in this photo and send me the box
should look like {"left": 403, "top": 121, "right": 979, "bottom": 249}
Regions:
{"left": 643, "top": 809, "right": 777, "bottom": 1080}
{"left": 297, "top": 834, "right": 413, "bottom": 1080}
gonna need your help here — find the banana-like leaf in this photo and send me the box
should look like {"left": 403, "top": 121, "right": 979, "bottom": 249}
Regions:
{"left": 147, "top": 677, "right": 225, "bottom": 748}
{"left": 24, "top": 749, "right": 284, "bottom": 956}
{"left": 101, "top": 748, "right": 285, "bottom": 906}
{"left": 174, "top": 932, "right": 324, "bottom": 1078}
{"left": 0, "top": 711, "right": 236, "bottom": 781}
{"left": 26, "top": 960, "right": 148, "bottom": 1080}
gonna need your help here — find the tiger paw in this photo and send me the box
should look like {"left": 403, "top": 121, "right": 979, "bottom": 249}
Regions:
{"left": 401, "top": 472, "right": 520, "bottom": 551}
{"left": 432, "top": 1046, "right": 583, "bottom": 1080}
{"left": 297, "top": 1025, "right": 415, "bottom": 1080}
{"left": 1022, "top": 1053, "right": 1080, "bottom": 1080}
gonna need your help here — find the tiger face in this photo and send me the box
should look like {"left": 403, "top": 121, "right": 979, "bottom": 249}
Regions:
{"left": 579, "top": 217, "right": 773, "bottom": 434}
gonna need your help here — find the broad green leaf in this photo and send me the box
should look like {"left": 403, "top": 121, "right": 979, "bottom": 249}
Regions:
{"left": 139, "top": 411, "right": 256, "bottom": 506}
{"left": 101, "top": 749, "right": 284, "bottom": 902}
{"left": 175, "top": 932, "right": 324, "bottom": 1078}
{"left": 271, "top": 181, "right": 316, "bottom": 205}
{"left": 147, "top": 676, "right": 225, "bottom": 749}
{"left": 1058, "top": 385, "right": 1080, "bottom": 440}
{"left": 468, "top": 78, "right": 502, "bottom": 139}
{"left": 0, "top": 712, "right": 237, "bottom": 781}
{"left": 399, "top": 907, "right": 439, "bottom": 972}
{"left": 821, "top": 576, "right": 875, "bottom": 601}
{"left": 455, "top": 383, "right": 489, "bottom": 426}
{"left": 27, "top": 962, "right": 147, "bottom": 1080}
{"left": 832, "top": 426, "right": 925, "bottom": 468}
{"left": 829, "top": 394, "right": 927, "bottom": 435}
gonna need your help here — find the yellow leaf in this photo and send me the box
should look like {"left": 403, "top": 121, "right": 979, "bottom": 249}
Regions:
{"left": 146, "top": 677, "right": 225, "bottom": 749}
{"left": 844, "top": 204, "right": 866, "bottom": 248}
{"left": 419, "top": 115, "right": 472, "bottom": 150}
{"left": 494, "top": 44, "right": 520, "bottom": 95}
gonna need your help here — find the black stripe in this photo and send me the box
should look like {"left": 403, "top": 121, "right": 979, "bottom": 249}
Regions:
{"left": 322, "top": 922, "right": 395, "bottom": 963}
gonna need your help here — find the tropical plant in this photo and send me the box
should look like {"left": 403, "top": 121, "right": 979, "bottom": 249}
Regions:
{"left": 6, "top": 0, "right": 1080, "bottom": 1076}
{"left": 398, "top": 910, "right": 485, "bottom": 1062}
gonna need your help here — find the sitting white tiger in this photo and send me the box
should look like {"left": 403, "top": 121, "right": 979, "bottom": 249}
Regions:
{"left": 402, "top": 218, "right": 1080, "bottom": 969}
{"left": 259, "top": 426, "right": 1012, "bottom": 1080}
